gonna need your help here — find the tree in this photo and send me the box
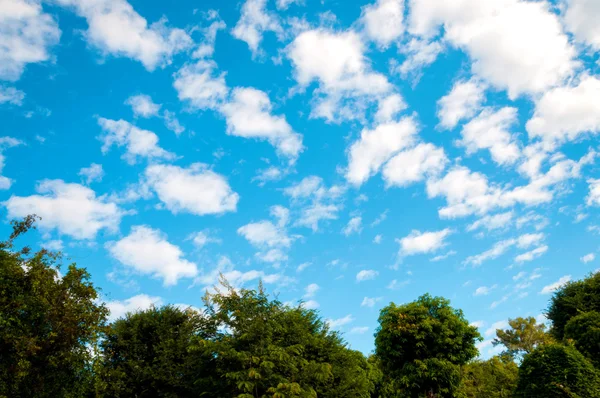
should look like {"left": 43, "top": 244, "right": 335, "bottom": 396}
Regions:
{"left": 547, "top": 272, "right": 600, "bottom": 340}
{"left": 374, "top": 294, "right": 481, "bottom": 397}
{"left": 457, "top": 355, "right": 518, "bottom": 398}
{"left": 98, "top": 305, "right": 215, "bottom": 397}
{"left": 0, "top": 216, "right": 108, "bottom": 397}
{"left": 515, "top": 343, "right": 600, "bottom": 397}
{"left": 563, "top": 311, "right": 600, "bottom": 368}
{"left": 193, "top": 279, "right": 374, "bottom": 398}
{"left": 492, "top": 316, "right": 553, "bottom": 360}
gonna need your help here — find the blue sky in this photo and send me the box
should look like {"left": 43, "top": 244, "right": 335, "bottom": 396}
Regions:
{"left": 2, "top": 0, "right": 600, "bottom": 356}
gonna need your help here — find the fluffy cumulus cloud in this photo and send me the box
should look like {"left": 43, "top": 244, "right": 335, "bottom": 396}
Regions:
{"left": 97, "top": 118, "right": 176, "bottom": 164}
{"left": 356, "top": 269, "right": 379, "bottom": 281}
{"left": 0, "top": 0, "right": 61, "bottom": 81}
{"left": 220, "top": 87, "right": 303, "bottom": 162}
{"left": 587, "top": 179, "right": 600, "bottom": 206}
{"left": 232, "top": 0, "right": 282, "bottom": 55}
{"left": 55, "top": 0, "right": 192, "bottom": 70}
{"left": 361, "top": 296, "right": 382, "bottom": 307}
{"left": 144, "top": 163, "right": 239, "bottom": 216}
{"left": 408, "top": 0, "right": 578, "bottom": 97}
{"left": 346, "top": 117, "right": 418, "bottom": 185}
{"left": 467, "top": 211, "right": 513, "bottom": 232}
{"left": 342, "top": 216, "right": 362, "bottom": 236}
{"left": 382, "top": 143, "right": 448, "bottom": 187}
{"left": 78, "top": 163, "right": 104, "bottom": 184}
{"left": 106, "top": 294, "right": 163, "bottom": 321}
{"left": 4, "top": 179, "right": 124, "bottom": 239}
{"left": 173, "top": 60, "right": 229, "bottom": 111}
{"left": 563, "top": 0, "right": 600, "bottom": 50}
{"left": 238, "top": 206, "right": 293, "bottom": 263}
{"left": 458, "top": 107, "right": 521, "bottom": 165}
{"left": 360, "top": 0, "right": 404, "bottom": 47}
{"left": 125, "top": 94, "right": 161, "bottom": 117}
{"left": 581, "top": 253, "right": 595, "bottom": 264}
{"left": 287, "top": 29, "right": 391, "bottom": 121}
{"left": 107, "top": 225, "right": 198, "bottom": 286}
{"left": 375, "top": 93, "right": 407, "bottom": 122}
{"left": 526, "top": 75, "right": 600, "bottom": 147}
{"left": 437, "top": 78, "right": 487, "bottom": 130}
{"left": 397, "top": 228, "right": 453, "bottom": 257}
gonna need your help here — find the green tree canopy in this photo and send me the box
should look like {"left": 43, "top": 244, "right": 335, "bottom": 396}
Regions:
{"left": 374, "top": 294, "right": 481, "bottom": 397}
{"left": 0, "top": 216, "right": 108, "bottom": 397}
{"left": 457, "top": 355, "right": 518, "bottom": 398}
{"left": 190, "top": 279, "right": 374, "bottom": 398}
{"left": 515, "top": 343, "right": 600, "bottom": 398}
{"left": 492, "top": 316, "right": 553, "bottom": 360}
{"left": 563, "top": 311, "right": 600, "bottom": 368}
{"left": 547, "top": 272, "right": 600, "bottom": 340}
{"left": 98, "top": 305, "right": 214, "bottom": 397}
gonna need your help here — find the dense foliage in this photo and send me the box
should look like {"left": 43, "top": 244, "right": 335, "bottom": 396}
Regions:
{"left": 514, "top": 343, "right": 600, "bottom": 397}
{"left": 492, "top": 317, "right": 553, "bottom": 360}
{"left": 0, "top": 216, "right": 108, "bottom": 397}
{"left": 2, "top": 217, "right": 600, "bottom": 397}
{"left": 374, "top": 294, "right": 481, "bottom": 397}
{"left": 457, "top": 355, "right": 518, "bottom": 398}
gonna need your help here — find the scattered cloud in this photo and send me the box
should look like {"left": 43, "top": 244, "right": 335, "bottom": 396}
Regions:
{"left": 356, "top": 269, "right": 379, "bottom": 282}
{"left": 540, "top": 275, "right": 571, "bottom": 294}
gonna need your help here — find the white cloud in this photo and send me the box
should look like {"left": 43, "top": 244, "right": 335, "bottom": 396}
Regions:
{"left": 0, "top": 86, "right": 25, "bottom": 105}
{"left": 287, "top": 29, "right": 391, "bottom": 122}
{"left": 276, "top": 0, "right": 301, "bottom": 10}
{"left": 162, "top": 110, "right": 185, "bottom": 135}
{"left": 398, "top": 228, "right": 452, "bottom": 256}
{"left": 464, "top": 238, "right": 515, "bottom": 266}
{"left": 408, "top": 0, "right": 578, "bottom": 98}
{"left": 350, "top": 326, "right": 369, "bottom": 334}
{"left": 346, "top": 117, "right": 418, "bottom": 185}
{"left": 526, "top": 75, "right": 600, "bottom": 146}
{"left": 125, "top": 94, "right": 161, "bottom": 117}
{"left": 231, "top": 0, "right": 282, "bottom": 56}
{"left": 41, "top": 239, "right": 63, "bottom": 251}
{"left": 187, "top": 230, "right": 220, "bottom": 249}
{"left": 0, "top": 136, "right": 24, "bottom": 189}
{"left": 373, "top": 234, "right": 382, "bottom": 244}
{"left": 107, "top": 225, "right": 198, "bottom": 286}
{"left": 516, "top": 212, "right": 549, "bottom": 231}
{"left": 144, "top": 163, "right": 239, "bottom": 215}
{"left": 361, "top": 296, "right": 382, "bottom": 307}
{"left": 106, "top": 294, "right": 162, "bottom": 321}
{"left": 470, "top": 320, "right": 485, "bottom": 328}
{"left": 196, "top": 256, "right": 290, "bottom": 291}
{"left": 581, "top": 253, "right": 595, "bottom": 264}
{"left": 97, "top": 118, "right": 176, "bottom": 164}
{"left": 375, "top": 93, "right": 407, "bottom": 122}
{"left": 586, "top": 179, "right": 600, "bottom": 206}
{"left": 56, "top": 0, "right": 191, "bottom": 70}
{"left": 284, "top": 176, "right": 344, "bottom": 231}
{"left": 484, "top": 320, "right": 509, "bottom": 337}
{"left": 394, "top": 38, "right": 443, "bottom": 78}
{"left": 540, "top": 275, "right": 571, "bottom": 294}
{"left": 301, "top": 299, "right": 319, "bottom": 309}
{"left": 459, "top": 107, "right": 521, "bottom": 165}
{"left": 382, "top": 142, "right": 448, "bottom": 187}
{"left": 563, "top": 0, "right": 600, "bottom": 51}
{"left": 296, "top": 262, "right": 311, "bottom": 272}
{"left": 437, "top": 78, "right": 487, "bottom": 130}
{"left": 474, "top": 284, "right": 497, "bottom": 296}
{"left": 238, "top": 220, "right": 291, "bottom": 248}
{"left": 361, "top": 0, "right": 404, "bottom": 47}
{"left": 342, "top": 216, "right": 362, "bottom": 236}
{"left": 221, "top": 87, "right": 303, "bottom": 162}
{"left": 0, "top": 0, "right": 60, "bottom": 81}
{"left": 303, "top": 283, "right": 319, "bottom": 298}
{"left": 431, "top": 250, "right": 456, "bottom": 262}
{"left": 78, "top": 163, "right": 104, "bottom": 184}
{"left": 356, "top": 269, "right": 379, "bottom": 282}
{"left": 467, "top": 211, "right": 513, "bottom": 232}
{"left": 173, "top": 60, "right": 229, "bottom": 111}
{"left": 387, "top": 279, "right": 410, "bottom": 290}
{"left": 515, "top": 245, "right": 548, "bottom": 263}
{"left": 4, "top": 179, "right": 123, "bottom": 239}
{"left": 517, "top": 233, "right": 545, "bottom": 249}
{"left": 327, "top": 314, "right": 354, "bottom": 329}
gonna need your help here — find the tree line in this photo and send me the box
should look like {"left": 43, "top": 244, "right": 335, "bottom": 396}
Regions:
{"left": 1, "top": 216, "right": 599, "bottom": 397}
